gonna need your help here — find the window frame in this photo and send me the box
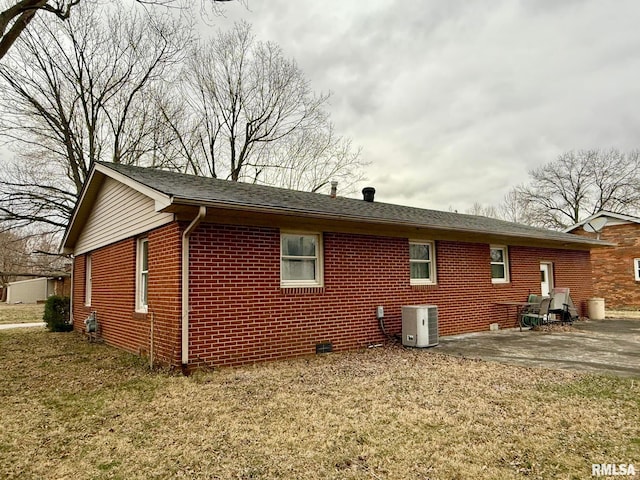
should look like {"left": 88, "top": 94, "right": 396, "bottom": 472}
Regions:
{"left": 136, "top": 237, "right": 149, "bottom": 313}
{"left": 84, "top": 254, "right": 92, "bottom": 306}
{"left": 409, "top": 240, "right": 436, "bottom": 285}
{"left": 634, "top": 258, "right": 640, "bottom": 281}
{"left": 490, "top": 245, "right": 510, "bottom": 284}
{"left": 280, "top": 231, "right": 323, "bottom": 288}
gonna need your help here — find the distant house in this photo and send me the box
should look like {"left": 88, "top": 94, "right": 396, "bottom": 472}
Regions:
{"left": 61, "top": 162, "right": 607, "bottom": 370}
{"left": 566, "top": 211, "right": 640, "bottom": 309}
{"left": 6, "top": 275, "right": 70, "bottom": 304}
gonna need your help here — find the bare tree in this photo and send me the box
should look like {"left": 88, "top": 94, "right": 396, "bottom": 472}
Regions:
{"left": 465, "top": 202, "right": 499, "bottom": 218}
{"left": 495, "top": 189, "right": 537, "bottom": 224}
{"left": 507, "top": 149, "right": 640, "bottom": 229}
{"left": 160, "top": 21, "right": 365, "bottom": 191}
{"left": 0, "top": 2, "right": 191, "bottom": 230}
{"left": 0, "top": 0, "right": 235, "bottom": 61}
{"left": 0, "top": 1, "right": 76, "bottom": 60}
{"left": 251, "top": 124, "right": 366, "bottom": 193}
{"left": 0, "top": 158, "right": 73, "bottom": 231}
{"left": 0, "top": 230, "right": 28, "bottom": 302}
{"left": 1, "top": 14, "right": 363, "bottom": 238}
{"left": 0, "top": 227, "right": 70, "bottom": 301}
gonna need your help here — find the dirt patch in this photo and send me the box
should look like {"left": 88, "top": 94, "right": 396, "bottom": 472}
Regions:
{"left": 1, "top": 329, "right": 639, "bottom": 479}
{"left": 0, "top": 303, "right": 44, "bottom": 324}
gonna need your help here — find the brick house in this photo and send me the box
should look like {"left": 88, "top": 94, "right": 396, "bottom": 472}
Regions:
{"left": 62, "top": 162, "right": 606, "bottom": 370}
{"left": 566, "top": 211, "right": 640, "bottom": 309}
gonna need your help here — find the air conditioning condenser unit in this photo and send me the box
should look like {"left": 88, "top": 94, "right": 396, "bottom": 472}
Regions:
{"left": 402, "top": 305, "right": 438, "bottom": 347}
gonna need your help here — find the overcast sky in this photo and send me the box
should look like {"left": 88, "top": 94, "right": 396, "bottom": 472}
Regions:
{"left": 212, "top": 0, "right": 640, "bottom": 212}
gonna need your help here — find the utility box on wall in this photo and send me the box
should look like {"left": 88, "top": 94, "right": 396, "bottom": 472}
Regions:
{"left": 402, "top": 305, "right": 439, "bottom": 347}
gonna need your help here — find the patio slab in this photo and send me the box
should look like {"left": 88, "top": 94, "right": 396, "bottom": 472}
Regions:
{"left": 434, "top": 318, "right": 640, "bottom": 378}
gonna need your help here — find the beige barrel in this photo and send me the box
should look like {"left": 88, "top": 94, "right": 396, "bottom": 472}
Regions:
{"left": 587, "top": 298, "right": 605, "bottom": 320}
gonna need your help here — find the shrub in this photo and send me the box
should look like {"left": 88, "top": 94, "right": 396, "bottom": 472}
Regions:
{"left": 43, "top": 296, "right": 72, "bottom": 332}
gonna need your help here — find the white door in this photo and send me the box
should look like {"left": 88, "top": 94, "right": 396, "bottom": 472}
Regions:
{"left": 540, "top": 263, "right": 552, "bottom": 296}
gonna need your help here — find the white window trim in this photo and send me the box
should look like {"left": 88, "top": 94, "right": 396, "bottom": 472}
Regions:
{"left": 84, "top": 254, "right": 92, "bottom": 306}
{"left": 409, "top": 240, "right": 437, "bottom": 285}
{"left": 136, "top": 237, "right": 149, "bottom": 313}
{"left": 490, "top": 245, "right": 510, "bottom": 284}
{"left": 634, "top": 258, "right": 640, "bottom": 281}
{"left": 280, "top": 231, "right": 324, "bottom": 288}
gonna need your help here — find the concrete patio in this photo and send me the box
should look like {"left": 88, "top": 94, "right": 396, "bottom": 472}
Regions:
{"left": 435, "top": 318, "right": 640, "bottom": 378}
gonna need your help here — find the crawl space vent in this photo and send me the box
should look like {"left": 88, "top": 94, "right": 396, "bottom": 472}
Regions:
{"left": 315, "top": 342, "right": 333, "bottom": 354}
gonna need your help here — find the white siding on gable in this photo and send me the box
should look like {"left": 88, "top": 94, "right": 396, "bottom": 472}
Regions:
{"left": 74, "top": 177, "right": 174, "bottom": 255}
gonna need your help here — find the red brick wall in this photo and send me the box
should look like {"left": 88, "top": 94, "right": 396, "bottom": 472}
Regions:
{"left": 72, "top": 223, "right": 182, "bottom": 365}
{"left": 574, "top": 224, "right": 640, "bottom": 308}
{"left": 188, "top": 224, "right": 593, "bottom": 368}
{"left": 53, "top": 277, "right": 71, "bottom": 297}
{"left": 72, "top": 221, "right": 593, "bottom": 369}
{"left": 147, "top": 223, "right": 183, "bottom": 365}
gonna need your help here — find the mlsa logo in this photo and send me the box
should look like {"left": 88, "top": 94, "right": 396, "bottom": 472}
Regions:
{"left": 592, "top": 463, "right": 636, "bottom": 476}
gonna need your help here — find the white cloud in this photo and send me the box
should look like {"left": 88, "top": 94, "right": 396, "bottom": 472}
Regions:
{"left": 214, "top": 0, "right": 640, "bottom": 211}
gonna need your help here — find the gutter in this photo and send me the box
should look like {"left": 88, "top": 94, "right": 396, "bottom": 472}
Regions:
{"left": 181, "top": 206, "right": 207, "bottom": 367}
{"left": 169, "top": 197, "right": 613, "bottom": 249}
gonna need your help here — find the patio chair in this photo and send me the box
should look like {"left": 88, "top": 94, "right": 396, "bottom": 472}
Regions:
{"left": 527, "top": 293, "right": 541, "bottom": 306}
{"left": 549, "top": 288, "right": 578, "bottom": 324}
{"left": 520, "top": 297, "right": 551, "bottom": 328}
{"left": 518, "top": 294, "right": 538, "bottom": 316}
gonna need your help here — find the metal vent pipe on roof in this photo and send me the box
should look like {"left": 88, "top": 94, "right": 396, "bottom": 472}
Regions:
{"left": 362, "top": 187, "right": 376, "bottom": 202}
{"left": 330, "top": 181, "right": 338, "bottom": 198}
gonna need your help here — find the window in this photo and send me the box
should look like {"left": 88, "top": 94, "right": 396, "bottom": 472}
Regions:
{"left": 410, "top": 241, "right": 436, "bottom": 285}
{"left": 85, "top": 254, "right": 92, "bottom": 306}
{"left": 136, "top": 238, "right": 149, "bottom": 312}
{"left": 635, "top": 259, "right": 640, "bottom": 281}
{"left": 281, "top": 233, "right": 323, "bottom": 287}
{"left": 490, "top": 246, "right": 509, "bottom": 283}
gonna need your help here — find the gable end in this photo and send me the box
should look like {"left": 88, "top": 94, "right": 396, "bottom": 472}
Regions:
{"left": 74, "top": 176, "right": 174, "bottom": 255}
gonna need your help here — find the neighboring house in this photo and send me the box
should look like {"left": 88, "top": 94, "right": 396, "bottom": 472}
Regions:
{"left": 62, "top": 162, "right": 607, "bottom": 370}
{"left": 6, "top": 275, "right": 70, "bottom": 304}
{"left": 566, "top": 211, "right": 640, "bottom": 309}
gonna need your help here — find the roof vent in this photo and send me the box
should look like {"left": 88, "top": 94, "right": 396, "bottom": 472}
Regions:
{"left": 362, "top": 187, "right": 376, "bottom": 202}
{"left": 330, "top": 181, "right": 338, "bottom": 198}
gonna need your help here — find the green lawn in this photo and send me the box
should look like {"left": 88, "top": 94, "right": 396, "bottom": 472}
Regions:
{"left": 1, "top": 329, "right": 638, "bottom": 479}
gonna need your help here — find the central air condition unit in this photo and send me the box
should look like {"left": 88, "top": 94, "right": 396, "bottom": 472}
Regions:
{"left": 402, "top": 305, "right": 438, "bottom": 347}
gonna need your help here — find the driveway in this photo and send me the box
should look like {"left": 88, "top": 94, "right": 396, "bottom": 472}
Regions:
{"left": 435, "top": 318, "right": 640, "bottom": 378}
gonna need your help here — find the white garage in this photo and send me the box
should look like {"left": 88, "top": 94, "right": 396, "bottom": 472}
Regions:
{"left": 6, "top": 277, "right": 56, "bottom": 304}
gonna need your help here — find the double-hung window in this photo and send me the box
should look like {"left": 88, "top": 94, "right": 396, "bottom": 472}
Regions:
{"left": 490, "top": 245, "right": 509, "bottom": 283}
{"left": 85, "top": 254, "right": 92, "bottom": 306}
{"left": 410, "top": 241, "right": 436, "bottom": 285}
{"left": 136, "top": 238, "right": 149, "bottom": 312}
{"left": 281, "top": 233, "right": 323, "bottom": 287}
{"left": 634, "top": 258, "right": 640, "bottom": 281}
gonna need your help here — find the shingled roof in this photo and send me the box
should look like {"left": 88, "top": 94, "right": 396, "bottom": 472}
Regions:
{"left": 74, "top": 162, "right": 606, "bottom": 250}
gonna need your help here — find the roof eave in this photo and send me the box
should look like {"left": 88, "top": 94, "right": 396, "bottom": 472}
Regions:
{"left": 168, "top": 197, "right": 612, "bottom": 249}
{"left": 564, "top": 210, "right": 640, "bottom": 232}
